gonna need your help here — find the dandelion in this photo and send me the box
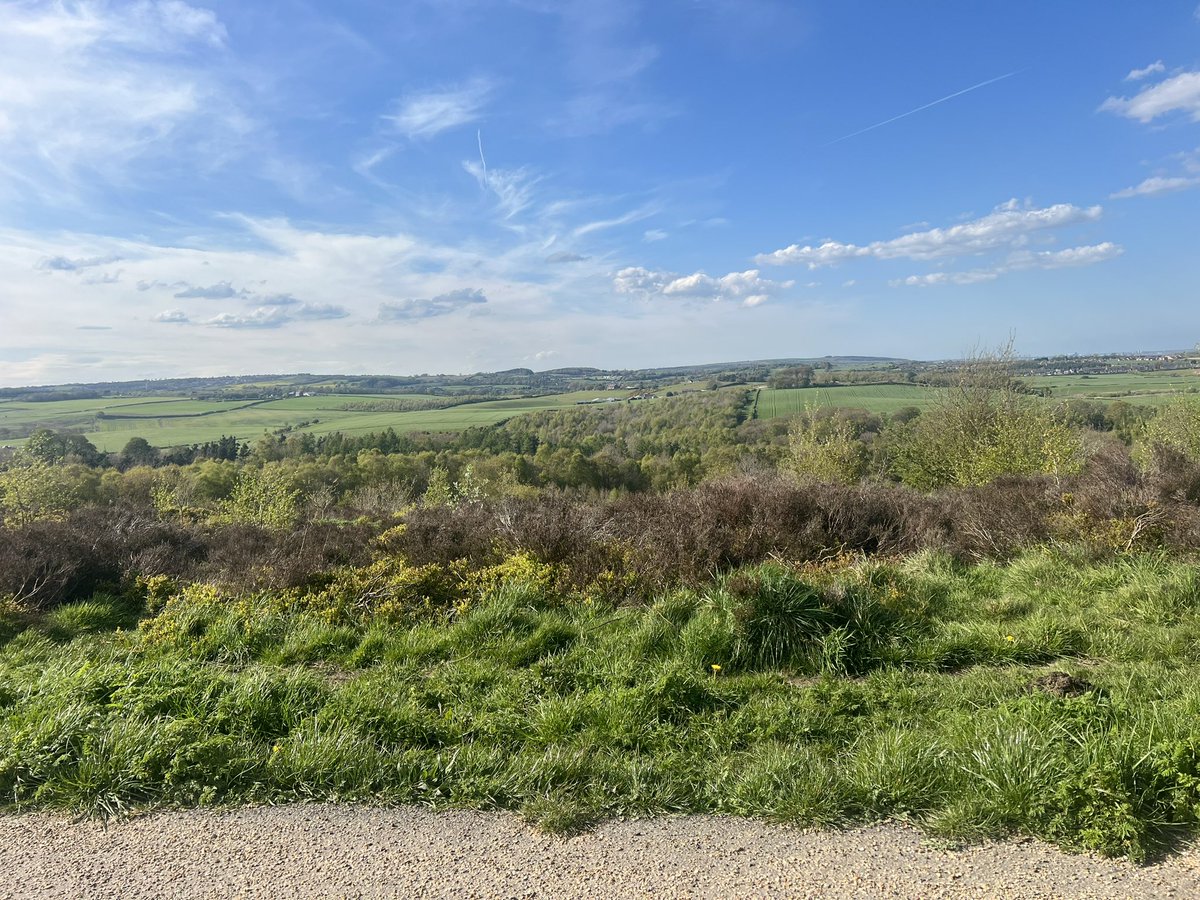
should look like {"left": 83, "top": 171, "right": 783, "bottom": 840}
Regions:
{"left": 711, "top": 664, "right": 722, "bottom": 676}
{"left": 272, "top": 743, "right": 282, "bottom": 753}
{"left": 1005, "top": 635, "right": 1015, "bottom": 642}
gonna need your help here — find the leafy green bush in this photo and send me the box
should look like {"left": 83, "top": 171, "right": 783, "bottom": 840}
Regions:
{"left": 1138, "top": 399, "right": 1200, "bottom": 465}
{"left": 785, "top": 407, "right": 868, "bottom": 485}
{"left": 885, "top": 348, "right": 1082, "bottom": 489}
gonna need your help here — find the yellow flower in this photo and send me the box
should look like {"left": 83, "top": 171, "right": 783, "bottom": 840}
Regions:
{"left": 1005, "top": 635, "right": 1015, "bottom": 642}
{"left": 711, "top": 664, "right": 722, "bottom": 675}
{"left": 272, "top": 743, "right": 282, "bottom": 753}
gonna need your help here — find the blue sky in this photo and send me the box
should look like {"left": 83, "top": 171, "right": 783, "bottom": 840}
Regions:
{"left": 2, "top": 0, "right": 1199, "bottom": 386}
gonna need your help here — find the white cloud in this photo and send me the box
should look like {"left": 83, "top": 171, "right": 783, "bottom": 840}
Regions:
{"left": 614, "top": 267, "right": 793, "bottom": 307}
{"left": 1007, "top": 243, "right": 1124, "bottom": 268}
{"left": 755, "top": 200, "right": 1103, "bottom": 268}
{"left": 290, "top": 303, "right": 352, "bottom": 320}
{"left": 643, "top": 229, "right": 669, "bottom": 242}
{"left": 462, "top": 159, "right": 538, "bottom": 219}
{"left": 203, "top": 302, "right": 349, "bottom": 329}
{"left": 573, "top": 206, "right": 657, "bottom": 237}
{"left": 385, "top": 79, "right": 492, "bottom": 139}
{"left": 0, "top": 0, "right": 248, "bottom": 197}
{"left": 1111, "top": 175, "right": 1200, "bottom": 198}
{"left": 205, "top": 308, "right": 290, "bottom": 329}
{"left": 174, "top": 281, "right": 241, "bottom": 299}
{"left": 892, "top": 243, "right": 1123, "bottom": 287}
{"left": 1101, "top": 71, "right": 1200, "bottom": 123}
{"left": 893, "top": 271, "right": 999, "bottom": 288}
{"left": 154, "top": 309, "right": 190, "bottom": 323}
{"left": 1126, "top": 61, "right": 1165, "bottom": 81}
{"left": 36, "top": 254, "right": 121, "bottom": 271}
{"left": 379, "top": 288, "right": 488, "bottom": 320}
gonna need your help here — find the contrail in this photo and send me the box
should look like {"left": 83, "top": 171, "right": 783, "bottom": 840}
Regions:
{"left": 826, "top": 69, "right": 1024, "bottom": 145}
{"left": 476, "top": 129, "right": 488, "bottom": 181}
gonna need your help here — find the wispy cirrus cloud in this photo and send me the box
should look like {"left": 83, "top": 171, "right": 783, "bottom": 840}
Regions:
{"left": 573, "top": 205, "right": 657, "bottom": 237}
{"left": 1101, "top": 70, "right": 1200, "bottom": 123}
{"left": 0, "top": 0, "right": 249, "bottom": 201}
{"left": 529, "top": 0, "right": 674, "bottom": 136}
{"left": 385, "top": 78, "right": 493, "bottom": 139}
{"left": 462, "top": 157, "right": 539, "bottom": 219}
{"left": 755, "top": 200, "right": 1103, "bottom": 268}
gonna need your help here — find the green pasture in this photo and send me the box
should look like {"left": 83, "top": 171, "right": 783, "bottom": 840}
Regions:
{"left": 96, "top": 399, "right": 264, "bottom": 417}
{"left": 0, "top": 390, "right": 655, "bottom": 451}
{"left": 1030, "top": 373, "right": 1200, "bottom": 405}
{"left": 0, "top": 396, "right": 194, "bottom": 439}
{"left": 755, "top": 385, "right": 937, "bottom": 418}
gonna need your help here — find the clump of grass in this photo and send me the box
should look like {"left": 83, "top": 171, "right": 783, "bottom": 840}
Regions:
{"left": 3, "top": 547, "right": 1200, "bottom": 860}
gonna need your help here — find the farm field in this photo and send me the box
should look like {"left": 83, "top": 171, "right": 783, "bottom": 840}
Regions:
{"left": 1030, "top": 372, "right": 1200, "bottom": 405}
{"left": 754, "top": 384, "right": 938, "bottom": 418}
{"left": 0, "top": 396, "right": 194, "bottom": 436}
{"left": 753, "top": 372, "right": 1200, "bottom": 422}
{"left": 0, "top": 390, "right": 655, "bottom": 451}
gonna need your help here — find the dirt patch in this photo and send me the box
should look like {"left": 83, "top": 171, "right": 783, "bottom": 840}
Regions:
{"left": 1026, "top": 670, "right": 1095, "bottom": 698}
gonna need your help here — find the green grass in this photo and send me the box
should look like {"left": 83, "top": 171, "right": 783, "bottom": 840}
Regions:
{"left": 755, "top": 385, "right": 939, "bottom": 418}
{"left": 4, "top": 548, "right": 1200, "bottom": 858}
{"left": 0, "top": 391, "right": 631, "bottom": 451}
{"left": 1030, "top": 373, "right": 1200, "bottom": 406}
{"left": 754, "top": 374, "right": 1200, "bottom": 421}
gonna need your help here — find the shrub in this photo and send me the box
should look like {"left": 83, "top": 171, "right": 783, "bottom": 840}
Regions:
{"left": 0, "top": 454, "right": 83, "bottom": 526}
{"left": 886, "top": 346, "right": 1082, "bottom": 489}
{"left": 217, "top": 466, "right": 301, "bottom": 530}
{"left": 1138, "top": 399, "right": 1200, "bottom": 466}
{"left": 785, "top": 407, "right": 868, "bottom": 485}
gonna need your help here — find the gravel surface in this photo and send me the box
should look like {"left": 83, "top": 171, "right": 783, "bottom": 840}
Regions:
{"left": 3, "top": 806, "right": 1199, "bottom": 899}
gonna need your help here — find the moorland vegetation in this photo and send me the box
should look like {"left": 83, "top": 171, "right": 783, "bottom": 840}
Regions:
{"left": 3, "top": 350, "right": 1200, "bottom": 860}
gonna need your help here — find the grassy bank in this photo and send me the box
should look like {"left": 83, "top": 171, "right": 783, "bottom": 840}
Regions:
{"left": 3, "top": 546, "right": 1200, "bottom": 861}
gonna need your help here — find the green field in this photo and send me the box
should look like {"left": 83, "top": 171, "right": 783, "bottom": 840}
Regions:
{"left": 0, "top": 390, "right": 651, "bottom": 451}
{"left": 755, "top": 384, "right": 938, "bottom": 418}
{"left": 1030, "top": 372, "right": 1200, "bottom": 405}
{"left": 754, "top": 373, "right": 1200, "bottom": 421}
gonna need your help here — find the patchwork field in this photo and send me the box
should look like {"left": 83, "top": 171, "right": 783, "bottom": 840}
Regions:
{"left": 754, "top": 372, "right": 1200, "bottom": 421}
{"left": 0, "top": 390, "right": 650, "bottom": 451}
{"left": 5, "top": 371, "right": 1198, "bottom": 451}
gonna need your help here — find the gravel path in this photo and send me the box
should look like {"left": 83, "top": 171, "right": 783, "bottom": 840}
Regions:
{"left": 3, "top": 806, "right": 1199, "bottom": 899}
